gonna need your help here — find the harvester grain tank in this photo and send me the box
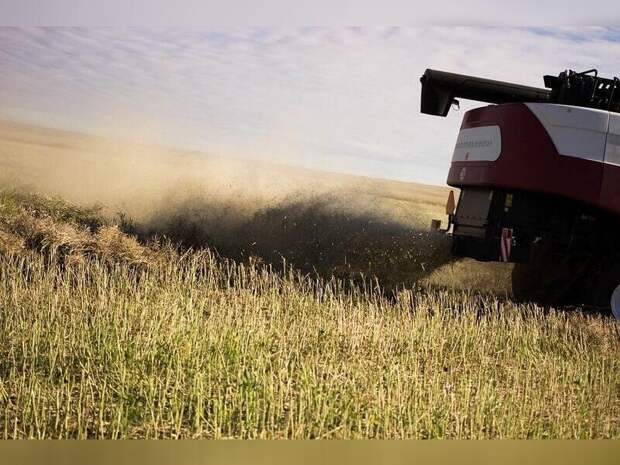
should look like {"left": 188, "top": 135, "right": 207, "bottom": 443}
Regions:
{"left": 420, "top": 68, "right": 620, "bottom": 318}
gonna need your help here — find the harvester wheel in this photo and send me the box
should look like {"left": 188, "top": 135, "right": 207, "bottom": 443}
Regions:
{"left": 511, "top": 240, "right": 589, "bottom": 305}
{"left": 513, "top": 239, "right": 620, "bottom": 316}
{"left": 581, "top": 260, "right": 620, "bottom": 318}
{"left": 611, "top": 285, "right": 620, "bottom": 320}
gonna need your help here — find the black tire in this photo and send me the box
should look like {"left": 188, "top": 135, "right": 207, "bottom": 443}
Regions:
{"left": 511, "top": 239, "right": 591, "bottom": 305}
{"left": 580, "top": 259, "right": 620, "bottom": 309}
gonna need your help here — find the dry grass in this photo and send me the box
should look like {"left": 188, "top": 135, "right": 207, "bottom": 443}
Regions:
{"left": 0, "top": 189, "right": 618, "bottom": 439}
{"left": 0, "top": 190, "right": 150, "bottom": 268}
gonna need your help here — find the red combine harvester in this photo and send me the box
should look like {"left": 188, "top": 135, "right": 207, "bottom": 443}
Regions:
{"left": 420, "top": 68, "right": 620, "bottom": 318}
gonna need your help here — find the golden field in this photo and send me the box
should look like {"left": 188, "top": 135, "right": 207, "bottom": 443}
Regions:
{"left": 0, "top": 120, "right": 617, "bottom": 438}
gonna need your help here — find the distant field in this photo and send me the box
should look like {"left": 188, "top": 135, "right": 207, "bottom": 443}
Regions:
{"left": 0, "top": 121, "right": 617, "bottom": 438}
{"left": 0, "top": 118, "right": 449, "bottom": 224}
{"left": 0, "top": 119, "right": 510, "bottom": 293}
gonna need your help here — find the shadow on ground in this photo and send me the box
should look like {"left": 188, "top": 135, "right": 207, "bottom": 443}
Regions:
{"left": 132, "top": 191, "right": 455, "bottom": 292}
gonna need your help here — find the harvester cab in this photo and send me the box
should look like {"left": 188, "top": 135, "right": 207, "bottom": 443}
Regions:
{"left": 421, "top": 68, "right": 620, "bottom": 318}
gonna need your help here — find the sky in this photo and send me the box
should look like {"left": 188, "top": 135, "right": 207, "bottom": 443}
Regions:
{"left": 2, "top": 1, "right": 619, "bottom": 27}
{"left": 1, "top": 27, "right": 620, "bottom": 185}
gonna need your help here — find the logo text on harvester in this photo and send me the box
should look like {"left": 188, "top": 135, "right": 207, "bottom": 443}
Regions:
{"left": 455, "top": 139, "right": 493, "bottom": 149}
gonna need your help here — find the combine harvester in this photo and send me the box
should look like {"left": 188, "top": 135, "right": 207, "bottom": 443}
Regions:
{"left": 421, "top": 68, "right": 620, "bottom": 318}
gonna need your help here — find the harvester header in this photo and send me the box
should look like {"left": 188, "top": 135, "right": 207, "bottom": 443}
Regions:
{"left": 420, "top": 68, "right": 620, "bottom": 116}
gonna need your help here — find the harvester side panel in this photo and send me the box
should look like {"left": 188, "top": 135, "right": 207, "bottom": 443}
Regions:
{"left": 601, "top": 114, "right": 620, "bottom": 213}
{"left": 525, "top": 103, "right": 609, "bottom": 163}
{"left": 446, "top": 103, "right": 618, "bottom": 215}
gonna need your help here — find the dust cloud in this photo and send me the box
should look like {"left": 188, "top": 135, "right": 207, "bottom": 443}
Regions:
{"left": 0, "top": 119, "right": 457, "bottom": 289}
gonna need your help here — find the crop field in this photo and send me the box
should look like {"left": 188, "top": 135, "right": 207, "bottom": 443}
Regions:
{"left": 0, "top": 120, "right": 618, "bottom": 438}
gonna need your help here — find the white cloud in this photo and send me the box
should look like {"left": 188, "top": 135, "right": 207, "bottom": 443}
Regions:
{"left": 1, "top": 27, "right": 620, "bottom": 184}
